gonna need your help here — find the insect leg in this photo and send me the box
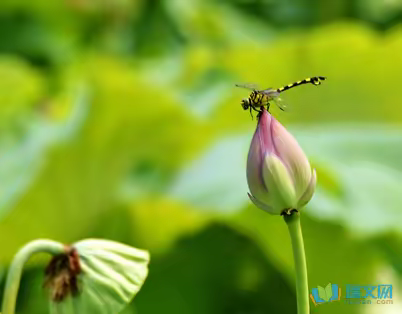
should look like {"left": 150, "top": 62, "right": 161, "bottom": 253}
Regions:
{"left": 251, "top": 106, "right": 260, "bottom": 113}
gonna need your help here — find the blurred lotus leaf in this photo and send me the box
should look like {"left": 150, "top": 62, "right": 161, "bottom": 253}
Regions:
{"left": 129, "top": 198, "right": 210, "bottom": 254}
{"left": 0, "top": 57, "right": 208, "bottom": 264}
{"left": 169, "top": 126, "right": 402, "bottom": 235}
{"left": 1, "top": 2, "right": 402, "bottom": 313}
{"left": 0, "top": 57, "right": 44, "bottom": 130}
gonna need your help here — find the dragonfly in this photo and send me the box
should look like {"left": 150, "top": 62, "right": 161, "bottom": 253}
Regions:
{"left": 235, "top": 76, "right": 326, "bottom": 118}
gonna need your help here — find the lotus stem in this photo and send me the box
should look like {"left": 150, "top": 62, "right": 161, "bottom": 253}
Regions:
{"left": 1, "top": 239, "right": 65, "bottom": 314}
{"left": 284, "top": 211, "right": 309, "bottom": 314}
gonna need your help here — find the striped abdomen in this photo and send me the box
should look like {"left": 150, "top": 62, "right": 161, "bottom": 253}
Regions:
{"left": 277, "top": 76, "right": 326, "bottom": 93}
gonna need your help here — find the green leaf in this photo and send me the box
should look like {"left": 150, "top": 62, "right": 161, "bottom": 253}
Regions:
{"left": 0, "top": 85, "right": 88, "bottom": 220}
{"left": 0, "top": 57, "right": 45, "bottom": 123}
{"left": 128, "top": 199, "right": 210, "bottom": 254}
{"left": 296, "top": 126, "right": 402, "bottom": 234}
{"left": 169, "top": 135, "right": 250, "bottom": 212}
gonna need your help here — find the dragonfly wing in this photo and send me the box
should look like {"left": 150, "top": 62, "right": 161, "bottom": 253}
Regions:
{"left": 259, "top": 89, "right": 288, "bottom": 110}
{"left": 257, "top": 88, "right": 280, "bottom": 103}
{"left": 258, "top": 88, "right": 276, "bottom": 96}
{"left": 235, "top": 83, "right": 260, "bottom": 91}
{"left": 271, "top": 96, "right": 289, "bottom": 111}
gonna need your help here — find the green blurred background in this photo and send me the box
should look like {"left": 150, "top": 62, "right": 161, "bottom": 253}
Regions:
{"left": 1, "top": 0, "right": 402, "bottom": 313}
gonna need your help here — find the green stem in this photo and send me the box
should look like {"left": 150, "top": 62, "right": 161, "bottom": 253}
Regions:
{"left": 284, "top": 211, "right": 309, "bottom": 314}
{"left": 1, "top": 239, "right": 65, "bottom": 314}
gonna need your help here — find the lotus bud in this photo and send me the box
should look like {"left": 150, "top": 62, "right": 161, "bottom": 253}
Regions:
{"left": 247, "top": 108, "right": 316, "bottom": 215}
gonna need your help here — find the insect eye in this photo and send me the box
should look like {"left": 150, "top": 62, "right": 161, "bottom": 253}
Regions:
{"left": 241, "top": 99, "right": 249, "bottom": 110}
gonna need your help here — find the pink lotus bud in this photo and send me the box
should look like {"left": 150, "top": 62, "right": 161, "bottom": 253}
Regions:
{"left": 247, "top": 108, "right": 316, "bottom": 215}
